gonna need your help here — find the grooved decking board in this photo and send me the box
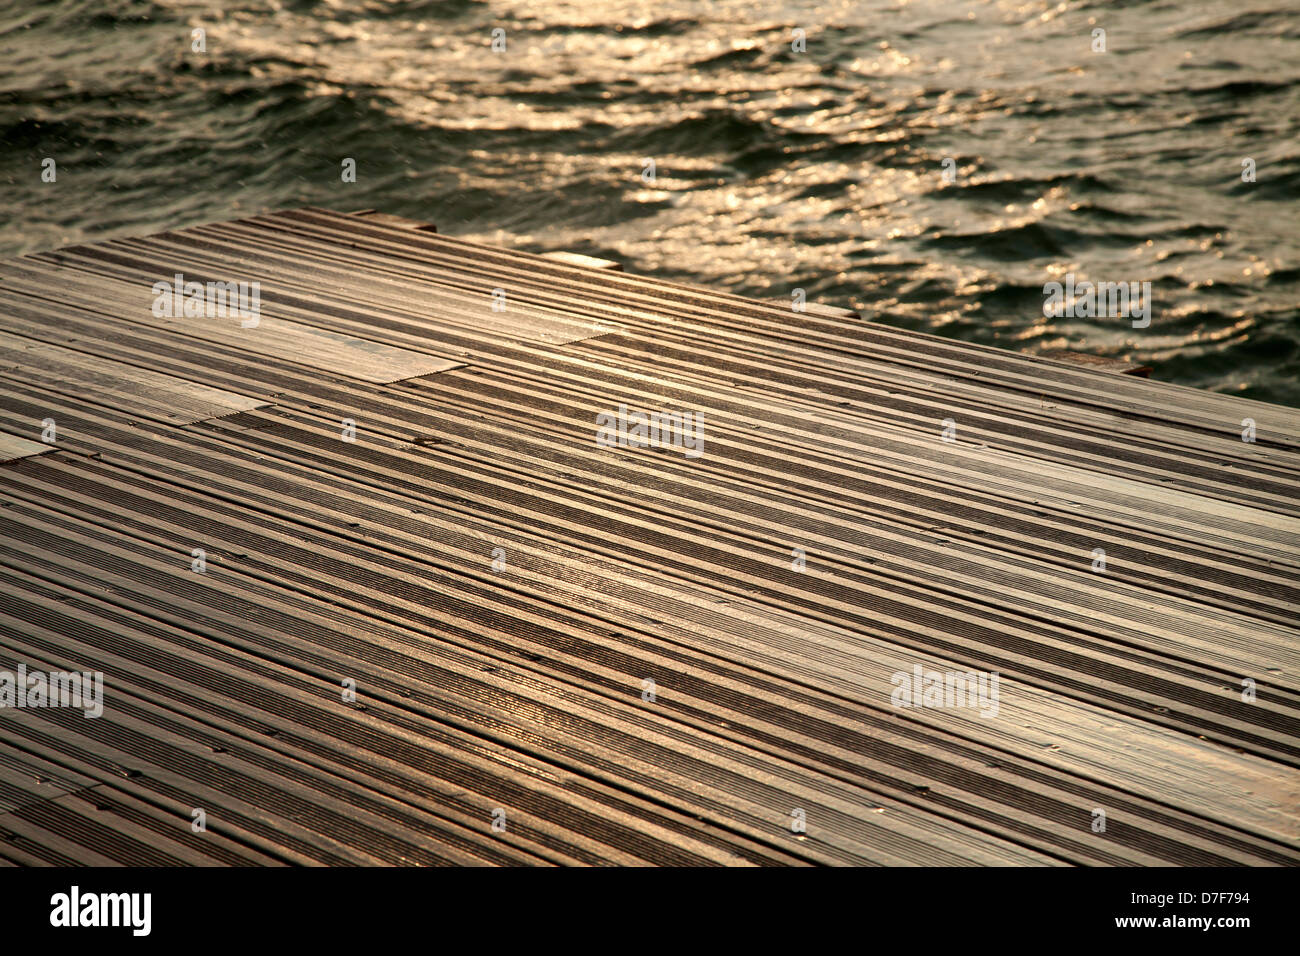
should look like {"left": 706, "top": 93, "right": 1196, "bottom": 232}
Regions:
{"left": 0, "top": 208, "right": 1297, "bottom": 867}
{"left": 0, "top": 263, "right": 464, "bottom": 385}
{"left": 0, "top": 430, "right": 52, "bottom": 464}
{"left": 0, "top": 331, "right": 266, "bottom": 425}
{"left": 20, "top": 240, "right": 621, "bottom": 350}
{"left": 252, "top": 208, "right": 1300, "bottom": 443}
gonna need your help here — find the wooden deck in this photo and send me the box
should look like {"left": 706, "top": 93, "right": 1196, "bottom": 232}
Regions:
{"left": 0, "top": 207, "right": 1297, "bottom": 866}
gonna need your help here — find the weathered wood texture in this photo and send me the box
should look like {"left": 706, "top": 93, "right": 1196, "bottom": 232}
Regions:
{"left": 0, "top": 208, "right": 1296, "bottom": 866}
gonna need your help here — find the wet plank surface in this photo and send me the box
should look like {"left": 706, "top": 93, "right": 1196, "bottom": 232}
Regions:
{"left": 0, "top": 207, "right": 1296, "bottom": 866}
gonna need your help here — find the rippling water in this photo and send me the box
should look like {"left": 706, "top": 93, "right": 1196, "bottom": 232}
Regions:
{"left": 3, "top": 0, "right": 1298, "bottom": 404}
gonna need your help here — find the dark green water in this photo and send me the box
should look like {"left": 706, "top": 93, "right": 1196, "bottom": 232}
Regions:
{"left": 3, "top": 0, "right": 1299, "bottom": 405}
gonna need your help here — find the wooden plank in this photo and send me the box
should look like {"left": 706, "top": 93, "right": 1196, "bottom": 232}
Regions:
{"left": 350, "top": 210, "right": 437, "bottom": 232}
{"left": 0, "top": 262, "right": 464, "bottom": 386}
{"left": 765, "top": 297, "right": 861, "bottom": 319}
{"left": 1040, "top": 349, "right": 1153, "bottom": 378}
{"left": 0, "top": 430, "right": 52, "bottom": 464}
{"left": 0, "top": 331, "right": 266, "bottom": 424}
{"left": 542, "top": 251, "right": 623, "bottom": 271}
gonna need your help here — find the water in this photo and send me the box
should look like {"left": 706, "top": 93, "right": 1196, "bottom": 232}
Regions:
{"left": 3, "top": 0, "right": 1298, "bottom": 405}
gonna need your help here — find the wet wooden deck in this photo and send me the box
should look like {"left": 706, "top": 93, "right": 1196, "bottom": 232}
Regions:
{"left": 0, "top": 208, "right": 1297, "bottom": 865}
